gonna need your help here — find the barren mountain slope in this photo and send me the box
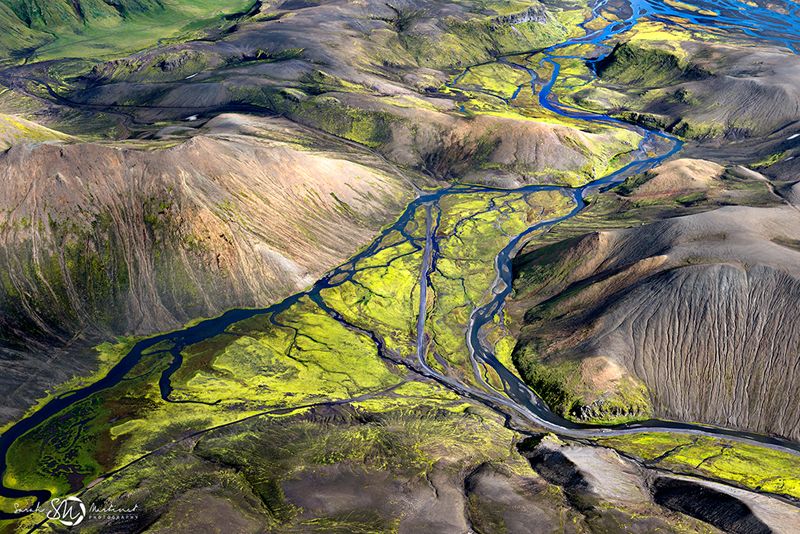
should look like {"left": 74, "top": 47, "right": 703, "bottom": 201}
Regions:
{"left": 567, "top": 35, "right": 800, "bottom": 180}
{"left": 0, "top": 114, "right": 413, "bottom": 423}
{"left": 511, "top": 204, "right": 800, "bottom": 440}
{"left": 588, "top": 38, "right": 800, "bottom": 138}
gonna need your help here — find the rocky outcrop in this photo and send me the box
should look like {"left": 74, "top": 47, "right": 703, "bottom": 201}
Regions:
{"left": 652, "top": 478, "right": 770, "bottom": 534}
{"left": 491, "top": 6, "right": 548, "bottom": 27}
{"left": 516, "top": 435, "right": 794, "bottom": 532}
{"left": 512, "top": 205, "right": 800, "bottom": 440}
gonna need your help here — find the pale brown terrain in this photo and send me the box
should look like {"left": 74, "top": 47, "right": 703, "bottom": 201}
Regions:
{"left": 628, "top": 158, "right": 723, "bottom": 199}
{"left": 0, "top": 1, "right": 798, "bottom": 530}
{"left": 0, "top": 114, "right": 414, "bottom": 423}
{"left": 522, "top": 435, "right": 797, "bottom": 533}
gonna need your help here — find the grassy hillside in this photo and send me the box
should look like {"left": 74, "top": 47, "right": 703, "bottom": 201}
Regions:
{"left": 0, "top": 0, "right": 254, "bottom": 63}
{"left": 0, "top": 113, "right": 73, "bottom": 148}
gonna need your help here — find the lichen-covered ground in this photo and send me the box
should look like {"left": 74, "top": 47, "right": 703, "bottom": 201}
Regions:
{"left": 1, "top": 0, "right": 800, "bottom": 531}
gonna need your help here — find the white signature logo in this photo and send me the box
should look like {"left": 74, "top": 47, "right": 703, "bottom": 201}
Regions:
{"left": 16, "top": 496, "right": 140, "bottom": 527}
{"left": 47, "top": 496, "right": 86, "bottom": 527}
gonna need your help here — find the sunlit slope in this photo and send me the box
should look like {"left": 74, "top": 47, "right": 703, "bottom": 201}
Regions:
{"left": 2, "top": 0, "right": 642, "bottom": 186}
{"left": 0, "top": 0, "right": 253, "bottom": 62}
{"left": 0, "top": 113, "right": 73, "bottom": 148}
{"left": 0, "top": 115, "right": 414, "bottom": 425}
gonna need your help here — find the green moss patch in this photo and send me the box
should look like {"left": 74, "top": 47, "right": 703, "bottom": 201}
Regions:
{"left": 598, "top": 433, "right": 800, "bottom": 500}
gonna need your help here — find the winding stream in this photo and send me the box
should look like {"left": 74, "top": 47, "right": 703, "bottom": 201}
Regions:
{"left": 2, "top": 0, "right": 800, "bottom": 519}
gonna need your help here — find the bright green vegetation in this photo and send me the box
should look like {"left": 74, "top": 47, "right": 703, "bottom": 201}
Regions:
{"left": 457, "top": 62, "right": 531, "bottom": 99}
{"left": 5, "top": 0, "right": 800, "bottom": 528}
{"left": 324, "top": 189, "right": 576, "bottom": 388}
{"left": 663, "top": 0, "right": 718, "bottom": 16}
{"left": 598, "top": 433, "right": 800, "bottom": 500}
{"left": 283, "top": 95, "right": 395, "bottom": 149}
{"left": 397, "top": 3, "right": 572, "bottom": 70}
{"left": 0, "top": 113, "right": 72, "bottom": 148}
{"left": 751, "top": 151, "right": 787, "bottom": 169}
{"left": 217, "top": 88, "right": 398, "bottom": 151}
{"left": 674, "top": 190, "right": 706, "bottom": 206}
{"left": 624, "top": 19, "right": 705, "bottom": 47}
{"left": 483, "top": 313, "right": 522, "bottom": 381}
{"left": 512, "top": 235, "right": 586, "bottom": 298}
{"left": 2, "top": 296, "right": 402, "bottom": 504}
{"left": 510, "top": 232, "right": 656, "bottom": 425}
{"left": 91, "top": 389, "right": 525, "bottom": 533}
{"left": 595, "top": 42, "right": 704, "bottom": 87}
{"left": 513, "top": 346, "right": 653, "bottom": 425}
{"left": 0, "top": 0, "right": 255, "bottom": 63}
{"left": 669, "top": 118, "right": 723, "bottom": 140}
{"left": 6, "top": 378, "right": 528, "bottom": 532}
{"left": 183, "top": 2, "right": 611, "bottom": 161}
{"left": 446, "top": 54, "right": 644, "bottom": 186}
{"left": 426, "top": 190, "right": 574, "bottom": 386}
{"left": 170, "top": 299, "right": 399, "bottom": 409}
{"left": 321, "top": 232, "right": 423, "bottom": 356}
{"left": 0, "top": 189, "right": 577, "bottom": 514}
{"left": 554, "top": 21, "right": 764, "bottom": 142}
{"left": 0, "top": 338, "right": 135, "bottom": 436}
{"left": 549, "top": 20, "right": 727, "bottom": 141}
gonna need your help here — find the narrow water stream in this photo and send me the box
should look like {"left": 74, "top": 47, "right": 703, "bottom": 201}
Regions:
{"left": 2, "top": 0, "right": 800, "bottom": 518}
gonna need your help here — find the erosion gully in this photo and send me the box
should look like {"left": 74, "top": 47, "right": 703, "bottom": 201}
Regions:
{"left": 2, "top": 0, "right": 800, "bottom": 518}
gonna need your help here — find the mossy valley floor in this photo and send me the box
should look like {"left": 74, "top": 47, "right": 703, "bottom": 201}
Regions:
{"left": 0, "top": 190, "right": 577, "bottom": 526}
{"left": 1, "top": 0, "right": 800, "bottom": 530}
